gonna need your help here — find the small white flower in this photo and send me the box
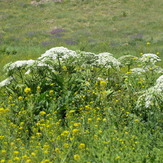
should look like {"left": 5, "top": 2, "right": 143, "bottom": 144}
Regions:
{"left": 136, "top": 75, "right": 163, "bottom": 108}
{"left": 4, "top": 60, "right": 35, "bottom": 72}
{"left": 0, "top": 77, "right": 13, "bottom": 88}
{"left": 156, "top": 67, "right": 163, "bottom": 74}
{"left": 145, "top": 94, "right": 154, "bottom": 108}
{"left": 130, "top": 68, "right": 146, "bottom": 75}
{"left": 156, "top": 75, "right": 163, "bottom": 85}
{"left": 136, "top": 87, "right": 155, "bottom": 108}
{"left": 140, "top": 53, "right": 161, "bottom": 65}
{"left": 78, "top": 51, "right": 96, "bottom": 56}
{"left": 26, "top": 61, "right": 56, "bottom": 73}
{"left": 38, "top": 47, "right": 78, "bottom": 62}
{"left": 38, "top": 52, "right": 58, "bottom": 62}
{"left": 97, "top": 77, "right": 107, "bottom": 81}
{"left": 155, "top": 75, "right": 163, "bottom": 92}
{"left": 25, "top": 69, "right": 31, "bottom": 75}
{"left": 78, "top": 51, "right": 97, "bottom": 67}
{"left": 98, "top": 52, "right": 113, "bottom": 56}
{"left": 96, "top": 52, "right": 121, "bottom": 69}
{"left": 144, "top": 66, "right": 163, "bottom": 74}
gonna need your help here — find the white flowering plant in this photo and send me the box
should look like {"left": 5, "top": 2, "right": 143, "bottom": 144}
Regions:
{"left": 123, "top": 62, "right": 163, "bottom": 92}
{"left": 134, "top": 75, "right": 163, "bottom": 126}
{"left": 0, "top": 46, "right": 163, "bottom": 162}
{"left": 95, "top": 52, "right": 121, "bottom": 70}
{"left": 0, "top": 47, "right": 162, "bottom": 129}
{"left": 139, "top": 53, "right": 161, "bottom": 68}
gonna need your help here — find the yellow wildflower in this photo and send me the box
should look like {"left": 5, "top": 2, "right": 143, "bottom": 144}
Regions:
{"left": 37, "top": 86, "right": 41, "bottom": 92}
{"left": 115, "top": 156, "right": 121, "bottom": 160}
{"left": 61, "top": 130, "right": 69, "bottom": 137}
{"left": 24, "top": 88, "right": 31, "bottom": 94}
{"left": 14, "top": 157, "right": 20, "bottom": 161}
{"left": 134, "top": 119, "right": 139, "bottom": 122}
{"left": 49, "top": 90, "right": 54, "bottom": 95}
{"left": 69, "top": 110, "right": 75, "bottom": 113}
{"left": 1, "top": 150, "right": 7, "bottom": 154}
{"left": 39, "top": 111, "right": 46, "bottom": 116}
{"left": 72, "top": 129, "right": 79, "bottom": 135}
{"left": 41, "top": 160, "right": 51, "bottom": 163}
{"left": 55, "top": 148, "right": 60, "bottom": 153}
{"left": 98, "top": 130, "right": 103, "bottom": 134}
{"left": 74, "top": 154, "right": 80, "bottom": 160}
{"left": 13, "top": 151, "right": 19, "bottom": 155}
{"left": 31, "top": 152, "right": 36, "bottom": 156}
{"left": 78, "top": 143, "right": 85, "bottom": 149}
{"left": 18, "top": 96, "right": 23, "bottom": 100}
{"left": 100, "top": 80, "right": 107, "bottom": 87}
{"left": 62, "top": 66, "right": 67, "bottom": 71}
{"left": 63, "top": 143, "right": 69, "bottom": 148}
{"left": 73, "top": 122, "right": 81, "bottom": 127}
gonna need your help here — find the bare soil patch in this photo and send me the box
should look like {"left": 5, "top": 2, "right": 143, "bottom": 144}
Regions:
{"left": 31, "top": 0, "right": 63, "bottom": 6}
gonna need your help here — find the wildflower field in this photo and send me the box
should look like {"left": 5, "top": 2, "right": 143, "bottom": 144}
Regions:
{"left": 0, "top": 47, "right": 163, "bottom": 162}
{"left": 0, "top": 0, "right": 163, "bottom": 162}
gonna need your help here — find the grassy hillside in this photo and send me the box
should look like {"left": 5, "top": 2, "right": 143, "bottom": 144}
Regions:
{"left": 0, "top": 0, "right": 163, "bottom": 79}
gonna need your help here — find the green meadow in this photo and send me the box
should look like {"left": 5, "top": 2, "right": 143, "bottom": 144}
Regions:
{"left": 0, "top": 0, "right": 163, "bottom": 162}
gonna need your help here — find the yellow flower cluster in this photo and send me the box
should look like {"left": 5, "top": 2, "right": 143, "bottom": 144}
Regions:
{"left": 24, "top": 88, "right": 31, "bottom": 94}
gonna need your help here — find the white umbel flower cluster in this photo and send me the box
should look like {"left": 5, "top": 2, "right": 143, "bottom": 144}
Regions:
{"left": 78, "top": 51, "right": 97, "bottom": 67}
{"left": 140, "top": 53, "right": 161, "bottom": 65}
{"left": 136, "top": 75, "right": 163, "bottom": 108}
{"left": 0, "top": 77, "right": 13, "bottom": 88}
{"left": 38, "top": 46, "right": 78, "bottom": 62}
{"left": 78, "top": 51, "right": 96, "bottom": 56}
{"left": 96, "top": 52, "right": 121, "bottom": 69}
{"left": 144, "top": 91, "right": 155, "bottom": 108}
{"left": 25, "top": 61, "right": 56, "bottom": 74}
{"left": 130, "top": 68, "right": 146, "bottom": 75}
{"left": 155, "top": 66, "right": 163, "bottom": 74}
{"left": 155, "top": 75, "right": 163, "bottom": 92}
{"left": 4, "top": 60, "right": 35, "bottom": 73}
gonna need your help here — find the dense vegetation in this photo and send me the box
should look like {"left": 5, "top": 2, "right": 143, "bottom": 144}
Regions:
{"left": 0, "top": 0, "right": 163, "bottom": 162}
{"left": 0, "top": 47, "right": 162, "bottom": 162}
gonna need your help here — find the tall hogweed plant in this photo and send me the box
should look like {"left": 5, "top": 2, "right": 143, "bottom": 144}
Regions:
{"left": 0, "top": 47, "right": 162, "bottom": 128}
